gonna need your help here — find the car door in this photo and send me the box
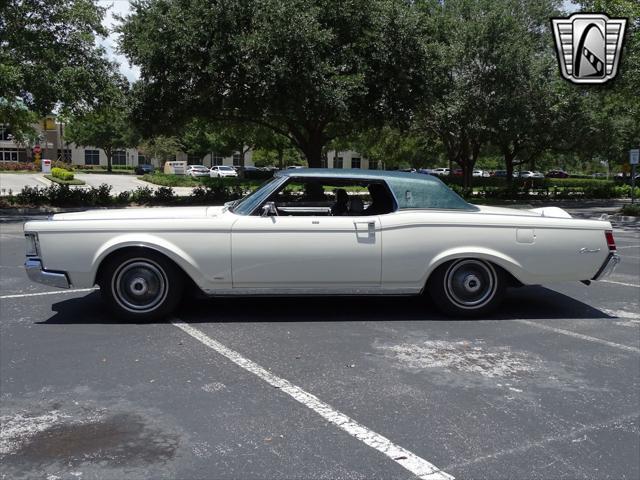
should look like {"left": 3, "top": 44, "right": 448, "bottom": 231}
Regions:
{"left": 230, "top": 214, "right": 382, "bottom": 291}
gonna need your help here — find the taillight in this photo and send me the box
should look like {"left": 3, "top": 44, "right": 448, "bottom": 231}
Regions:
{"left": 605, "top": 230, "right": 616, "bottom": 251}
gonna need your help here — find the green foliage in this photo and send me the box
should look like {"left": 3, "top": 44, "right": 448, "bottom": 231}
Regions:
{"left": 119, "top": 0, "right": 431, "bottom": 166}
{"left": 1, "top": 0, "right": 118, "bottom": 139}
{"left": 345, "top": 127, "right": 440, "bottom": 170}
{"left": 65, "top": 80, "right": 140, "bottom": 172}
{"left": 0, "top": 161, "right": 37, "bottom": 172}
{"left": 51, "top": 168, "right": 74, "bottom": 181}
{"left": 620, "top": 204, "right": 640, "bottom": 217}
{"left": 138, "top": 136, "right": 182, "bottom": 167}
{"left": 139, "top": 173, "right": 200, "bottom": 187}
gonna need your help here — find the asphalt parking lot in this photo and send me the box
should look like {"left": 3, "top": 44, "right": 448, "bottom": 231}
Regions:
{"left": 1, "top": 216, "right": 639, "bottom": 480}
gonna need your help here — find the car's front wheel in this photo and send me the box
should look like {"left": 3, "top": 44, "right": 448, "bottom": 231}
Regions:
{"left": 98, "top": 250, "right": 184, "bottom": 321}
{"left": 427, "top": 258, "right": 504, "bottom": 317}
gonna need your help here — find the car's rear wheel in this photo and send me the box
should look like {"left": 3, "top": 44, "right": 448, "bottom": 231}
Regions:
{"left": 427, "top": 259, "right": 504, "bottom": 317}
{"left": 99, "top": 250, "right": 184, "bottom": 321}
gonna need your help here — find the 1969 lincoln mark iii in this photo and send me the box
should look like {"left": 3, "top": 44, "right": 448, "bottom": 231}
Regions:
{"left": 24, "top": 169, "right": 620, "bottom": 320}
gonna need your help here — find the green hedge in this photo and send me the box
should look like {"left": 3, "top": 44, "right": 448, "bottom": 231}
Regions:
{"left": 3, "top": 183, "right": 245, "bottom": 207}
{"left": 3, "top": 179, "right": 638, "bottom": 209}
{"left": 621, "top": 204, "right": 640, "bottom": 217}
{"left": 51, "top": 167, "right": 74, "bottom": 181}
{"left": 444, "top": 177, "right": 638, "bottom": 200}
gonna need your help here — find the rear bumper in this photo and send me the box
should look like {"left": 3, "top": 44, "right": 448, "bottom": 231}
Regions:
{"left": 25, "top": 258, "right": 70, "bottom": 289}
{"left": 592, "top": 253, "right": 621, "bottom": 281}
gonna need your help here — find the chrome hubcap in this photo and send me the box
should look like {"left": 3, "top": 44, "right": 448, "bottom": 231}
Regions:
{"left": 444, "top": 260, "right": 497, "bottom": 309}
{"left": 112, "top": 259, "right": 168, "bottom": 313}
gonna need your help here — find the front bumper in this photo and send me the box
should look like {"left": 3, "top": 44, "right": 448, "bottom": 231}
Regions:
{"left": 25, "top": 258, "right": 70, "bottom": 288}
{"left": 592, "top": 253, "right": 621, "bottom": 281}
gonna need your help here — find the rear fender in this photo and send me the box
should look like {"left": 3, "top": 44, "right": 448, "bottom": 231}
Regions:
{"left": 424, "top": 247, "right": 527, "bottom": 286}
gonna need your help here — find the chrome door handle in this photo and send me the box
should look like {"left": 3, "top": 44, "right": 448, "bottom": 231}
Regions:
{"left": 354, "top": 221, "right": 375, "bottom": 235}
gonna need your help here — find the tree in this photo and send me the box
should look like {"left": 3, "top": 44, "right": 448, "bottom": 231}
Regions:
{"left": 252, "top": 131, "right": 303, "bottom": 169}
{"left": 570, "top": 0, "right": 640, "bottom": 171}
{"left": 179, "top": 119, "right": 236, "bottom": 164}
{"left": 118, "top": 0, "right": 432, "bottom": 167}
{"left": 414, "top": 0, "right": 498, "bottom": 188}
{"left": 66, "top": 80, "right": 139, "bottom": 172}
{"left": 347, "top": 126, "right": 439, "bottom": 170}
{"left": 139, "top": 136, "right": 182, "bottom": 168}
{"left": 480, "top": 0, "right": 563, "bottom": 180}
{"left": 1, "top": 0, "right": 116, "bottom": 138}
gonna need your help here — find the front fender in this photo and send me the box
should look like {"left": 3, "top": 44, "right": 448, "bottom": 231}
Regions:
{"left": 425, "top": 247, "right": 527, "bottom": 285}
{"left": 91, "top": 233, "right": 203, "bottom": 287}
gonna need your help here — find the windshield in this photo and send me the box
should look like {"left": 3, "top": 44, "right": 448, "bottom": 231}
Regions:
{"left": 219, "top": 166, "right": 234, "bottom": 171}
{"left": 228, "top": 177, "right": 284, "bottom": 215}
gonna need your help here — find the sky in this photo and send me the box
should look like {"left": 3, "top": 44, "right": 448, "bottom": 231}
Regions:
{"left": 98, "top": 0, "right": 580, "bottom": 84}
{"left": 97, "top": 0, "right": 140, "bottom": 82}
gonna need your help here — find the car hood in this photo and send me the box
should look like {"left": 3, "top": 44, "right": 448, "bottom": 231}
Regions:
{"left": 52, "top": 206, "right": 225, "bottom": 221}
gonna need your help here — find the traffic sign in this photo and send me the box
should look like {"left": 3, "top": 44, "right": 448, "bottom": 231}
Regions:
{"left": 33, "top": 145, "right": 41, "bottom": 155}
{"left": 630, "top": 149, "right": 639, "bottom": 165}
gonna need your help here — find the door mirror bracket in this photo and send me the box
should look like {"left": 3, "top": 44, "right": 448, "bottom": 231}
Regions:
{"left": 261, "top": 202, "right": 278, "bottom": 217}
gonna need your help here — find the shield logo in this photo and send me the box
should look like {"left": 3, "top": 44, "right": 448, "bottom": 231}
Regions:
{"left": 551, "top": 13, "right": 627, "bottom": 84}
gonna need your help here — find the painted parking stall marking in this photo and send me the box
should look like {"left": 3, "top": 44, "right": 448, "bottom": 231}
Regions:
{"left": 173, "top": 320, "right": 454, "bottom": 480}
{"left": 0, "top": 288, "right": 97, "bottom": 300}
{"left": 599, "top": 279, "right": 640, "bottom": 288}
{"left": 516, "top": 320, "right": 640, "bottom": 353}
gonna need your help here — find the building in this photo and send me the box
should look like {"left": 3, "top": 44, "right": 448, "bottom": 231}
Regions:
{"left": 0, "top": 119, "right": 255, "bottom": 168}
{"left": 325, "top": 150, "right": 381, "bottom": 170}
{"left": 2, "top": 119, "right": 380, "bottom": 170}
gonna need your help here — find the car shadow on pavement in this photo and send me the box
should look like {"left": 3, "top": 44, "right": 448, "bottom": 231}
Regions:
{"left": 40, "top": 285, "right": 612, "bottom": 325}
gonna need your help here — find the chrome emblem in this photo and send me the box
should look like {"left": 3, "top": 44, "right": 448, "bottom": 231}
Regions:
{"left": 551, "top": 13, "right": 627, "bottom": 84}
{"left": 580, "top": 247, "right": 601, "bottom": 254}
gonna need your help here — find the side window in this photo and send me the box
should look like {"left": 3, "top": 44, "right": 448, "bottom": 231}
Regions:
{"left": 259, "top": 178, "right": 396, "bottom": 217}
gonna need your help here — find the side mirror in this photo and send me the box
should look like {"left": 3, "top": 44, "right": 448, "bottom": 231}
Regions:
{"left": 261, "top": 201, "right": 278, "bottom": 217}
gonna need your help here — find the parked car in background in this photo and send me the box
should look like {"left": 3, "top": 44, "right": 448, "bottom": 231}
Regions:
{"left": 186, "top": 165, "right": 210, "bottom": 177}
{"left": 134, "top": 164, "right": 155, "bottom": 175}
{"left": 546, "top": 170, "right": 569, "bottom": 178}
{"left": 24, "top": 169, "right": 619, "bottom": 321}
{"left": 210, "top": 165, "right": 239, "bottom": 178}
{"left": 236, "top": 166, "right": 274, "bottom": 180}
{"left": 452, "top": 169, "right": 463, "bottom": 177}
{"left": 472, "top": 169, "right": 484, "bottom": 177}
{"left": 491, "top": 170, "right": 507, "bottom": 178}
{"left": 417, "top": 168, "right": 434, "bottom": 175}
{"left": 432, "top": 168, "right": 450, "bottom": 176}
{"left": 518, "top": 171, "right": 544, "bottom": 179}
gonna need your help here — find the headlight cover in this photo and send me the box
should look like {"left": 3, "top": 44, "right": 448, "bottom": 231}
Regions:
{"left": 25, "top": 233, "right": 39, "bottom": 257}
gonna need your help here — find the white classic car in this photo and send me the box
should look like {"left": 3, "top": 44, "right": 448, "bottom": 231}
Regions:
{"left": 24, "top": 169, "right": 620, "bottom": 320}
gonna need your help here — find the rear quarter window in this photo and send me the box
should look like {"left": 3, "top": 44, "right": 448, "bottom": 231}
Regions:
{"left": 387, "top": 177, "right": 476, "bottom": 211}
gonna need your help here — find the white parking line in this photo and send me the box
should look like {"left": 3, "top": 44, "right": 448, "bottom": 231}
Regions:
{"left": 599, "top": 279, "right": 640, "bottom": 288}
{"left": 0, "top": 288, "right": 96, "bottom": 300}
{"left": 516, "top": 320, "right": 640, "bottom": 353}
{"left": 173, "top": 320, "right": 454, "bottom": 480}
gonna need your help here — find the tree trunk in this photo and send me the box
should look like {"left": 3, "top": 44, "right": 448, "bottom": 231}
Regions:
{"left": 292, "top": 127, "right": 324, "bottom": 168}
{"left": 504, "top": 150, "right": 515, "bottom": 183}
{"left": 277, "top": 147, "right": 284, "bottom": 169}
{"left": 105, "top": 147, "right": 112, "bottom": 173}
{"left": 301, "top": 140, "right": 323, "bottom": 168}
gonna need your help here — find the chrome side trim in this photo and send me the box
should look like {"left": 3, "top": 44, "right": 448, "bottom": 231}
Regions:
{"left": 25, "top": 259, "right": 70, "bottom": 289}
{"left": 592, "top": 253, "right": 621, "bottom": 281}
{"left": 200, "top": 287, "right": 421, "bottom": 297}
